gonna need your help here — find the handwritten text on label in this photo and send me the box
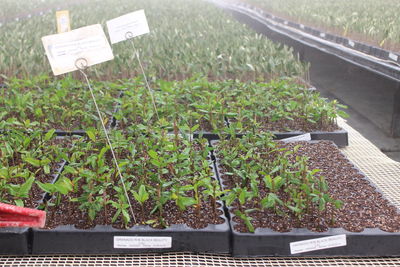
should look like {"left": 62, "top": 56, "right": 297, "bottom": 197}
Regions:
{"left": 42, "top": 24, "right": 114, "bottom": 75}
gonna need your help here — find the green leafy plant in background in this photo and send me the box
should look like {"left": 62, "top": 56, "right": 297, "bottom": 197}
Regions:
{"left": 0, "top": 0, "right": 307, "bottom": 80}
{"left": 246, "top": 0, "right": 400, "bottom": 51}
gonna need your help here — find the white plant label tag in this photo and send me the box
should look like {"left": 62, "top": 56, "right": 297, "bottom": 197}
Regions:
{"left": 348, "top": 40, "right": 355, "bottom": 47}
{"left": 283, "top": 21, "right": 288, "bottom": 25}
{"left": 114, "top": 236, "right": 172, "bottom": 249}
{"left": 107, "top": 10, "right": 150, "bottom": 44}
{"left": 299, "top": 24, "right": 305, "bottom": 29}
{"left": 389, "top": 53, "right": 398, "bottom": 61}
{"left": 290, "top": 234, "right": 347, "bottom": 254}
{"left": 319, "top": 32, "right": 326, "bottom": 38}
{"left": 42, "top": 24, "right": 114, "bottom": 76}
{"left": 282, "top": 133, "right": 311, "bottom": 142}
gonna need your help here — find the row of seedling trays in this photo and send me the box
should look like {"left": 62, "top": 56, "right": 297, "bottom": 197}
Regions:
{"left": 1, "top": 77, "right": 398, "bottom": 256}
{"left": 1, "top": 126, "right": 399, "bottom": 256}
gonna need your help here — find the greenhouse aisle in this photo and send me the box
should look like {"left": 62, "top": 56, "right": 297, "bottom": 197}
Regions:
{"left": 221, "top": 1, "right": 400, "bottom": 162}
{"left": 0, "top": 118, "right": 399, "bottom": 266}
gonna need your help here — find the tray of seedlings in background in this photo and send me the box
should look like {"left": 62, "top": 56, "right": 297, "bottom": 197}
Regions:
{"left": 112, "top": 78, "right": 347, "bottom": 145}
{"left": 0, "top": 129, "right": 72, "bottom": 255}
{"left": 0, "top": 76, "right": 118, "bottom": 135}
{"left": 32, "top": 127, "right": 230, "bottom": 254}
{"left": 212, "top": 133, "right": 400, "bottom": 257}
{"left": 224, "top": 80, "right": 349, "bottom": 146}
{"left": 113, "top": 78, "right": 229, "bottom": 141}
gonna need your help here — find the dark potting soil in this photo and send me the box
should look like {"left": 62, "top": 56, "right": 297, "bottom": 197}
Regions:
{"left": 218, "top": 141, "right": 400, "bottom": 233}
{"left": 44, "top": 194, "right": 224, "bottom": 230}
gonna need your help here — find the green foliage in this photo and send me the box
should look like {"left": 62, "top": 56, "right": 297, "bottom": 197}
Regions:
{"left": 216, "top": 132, "right": 343, "bottom": 232}
{"left": 0, "top": 129, "right": 67, "bottom": 207}
{"left": 248, "top": 0, "right": 400, "bottom": 50}
{"left": 0, "top": 0, "right": 307, "bottom": 79}
{"left": 0, "top": 77, "right": 117, "bottom": 131}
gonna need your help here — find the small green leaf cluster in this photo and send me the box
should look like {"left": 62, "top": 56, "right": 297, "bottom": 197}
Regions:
{"left": 216, "top": 133, "right": 343, "bottom": 233}
{"left": 0, "top": 129, "right": 68, "bottom": 207}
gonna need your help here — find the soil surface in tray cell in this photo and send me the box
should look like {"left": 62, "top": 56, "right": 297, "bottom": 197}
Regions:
{"left": 218, "top": 140, "right": 400, "bottom": 233}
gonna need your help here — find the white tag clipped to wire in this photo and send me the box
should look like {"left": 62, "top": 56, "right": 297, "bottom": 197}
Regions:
{"left": 42, "top": 24, "right": 114, "bottom": 75}
{"left": 106, "top": 10, "right": 150, "bottom": 44}
{"left": 281, "top": 133, "right": 311, "bottom": 142}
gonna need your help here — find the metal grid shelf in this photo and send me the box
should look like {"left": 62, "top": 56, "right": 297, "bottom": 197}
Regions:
{"left": 1, "top": 118, "right": 400, "bottom": 266}
{"left": 1, "top": 254, "right": 400, "bottom": 267}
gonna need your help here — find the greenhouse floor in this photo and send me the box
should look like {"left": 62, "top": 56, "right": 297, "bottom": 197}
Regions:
{"left": 320, "top": 89, "right": 400, "bottom": 163}
{"left": 1, "top": 118, "right": 400, "bottom": 266}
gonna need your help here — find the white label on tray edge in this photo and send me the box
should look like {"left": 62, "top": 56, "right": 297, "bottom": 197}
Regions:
{"left": 281, "top": 133, "right": 311, "bottom": 142}
{"left": 389, "top": 53, "right": 398, "bottom": 61}
{"left": 114, "top": 236, "right": 172, "bottom": 249}
{"left": 319, "top": 32, "right": 326, "bottom": 38}
{"left": 348, "top": 40, "right": 355, "bottom": 47}
{"left": 290, "top": 234, "right": 347, "bottom": 254}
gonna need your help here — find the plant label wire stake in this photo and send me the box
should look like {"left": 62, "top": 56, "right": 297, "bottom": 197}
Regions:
{"left": 75, "top": 58, "right": 137, "bottom": 224}
{"left": 125, "top": 31, "right": 159, "bottom": 121}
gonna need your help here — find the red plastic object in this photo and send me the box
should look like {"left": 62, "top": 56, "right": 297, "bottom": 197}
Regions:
{"left": 0, "top": 202, "right": 46, "bottom": 228}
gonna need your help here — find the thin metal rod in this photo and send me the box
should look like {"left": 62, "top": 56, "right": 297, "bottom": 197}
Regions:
{"left": 79, "top": 69, "right": 137, "bottom": 224}
{"left": 129, "top": 40, "right": 159, "bottom": 121}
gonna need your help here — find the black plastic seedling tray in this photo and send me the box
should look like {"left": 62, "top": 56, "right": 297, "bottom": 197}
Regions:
{"left": 231, "top": 228, "right": 400, "bottom": 257}
{"left": 31, "top": 151, "right": 230, "bottom": 255}
{"left": 193, "top": 131, "right": 221, "bottom": 141}
{"left": 201, "top": 129, "right": 348, "bottom": 146}
{"left": 0, "top": 228, "right": 29, "bottom": 255}
{"left": 31, "top": 221, "right": 230, "bottom": 255}
{"left": 273, "top": 129, "right": 349, "bottom": 147}
{"left": 211, "top": 140, "right": 400, "bottom": 257}
{"left": 53, "top": 130, "right": 87, "bottom": 137}
{"left": 0, "top": 157, "right": 67, "bottom": 255}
